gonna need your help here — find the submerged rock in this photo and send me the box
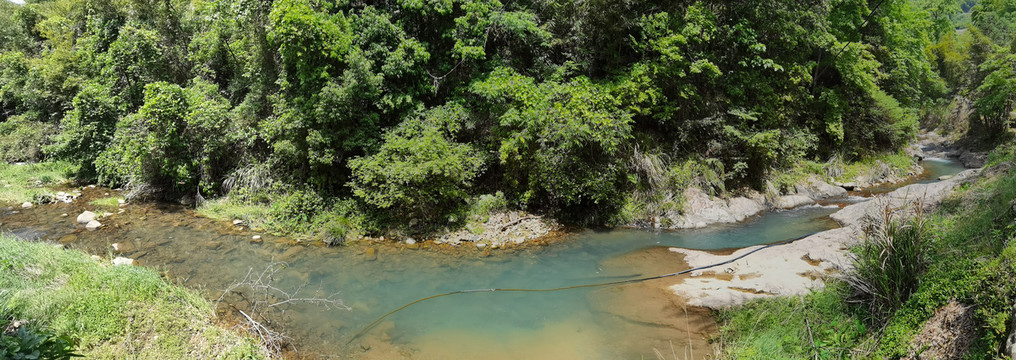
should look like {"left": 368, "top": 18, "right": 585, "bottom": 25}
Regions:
{"left": 77, "top": 211, "right": 96, "bottom": 224}
{"left": 365, "top": 247, "right": 377, "bottom": 261}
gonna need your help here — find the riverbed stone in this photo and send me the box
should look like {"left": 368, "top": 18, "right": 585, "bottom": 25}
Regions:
{"left": 365, "top": 247, "right": 377, "bottom": 261}
{"left": 57, "top": 234, "right": 78, "bottom": 245}
{"left": 20, "top": 202, "right": 31, "bottom": 209}
{"left": 112, "top": 257, "right": 134, "bottom": 266}
{"left": 85, "top": 220, "right": 102, "bottom": 230}
{"left": 774, "top": 195, "right": 813, "bottom": 209}
{"left": 77, "top": 211, "right": 96, "bottom": 224}
{"left": 796, "top": 176, "right": 848, "bottom": 200}
{"left": 250, "top": 235, "right": 262, "bottom": 243}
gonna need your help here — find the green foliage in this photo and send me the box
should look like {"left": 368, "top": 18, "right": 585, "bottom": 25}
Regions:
{"left": 0, "top": 0, "right": 965, "bottom": 228}
{"left": 717, "top": 285, "right": 867, "bottom": 360}
{"left": 0, "top": 319, "right": 81, "bottom": 360}
{"left": 972, "top": 53, "right": 1016, "bottom": 139}
{"left": 47, "top": 82, "right": 123, "bottom": 179}
{"left": 0, "top": 235, "right": 264, "bottom": 359}
{"left": 0, "top": 115, "right": 55, "bottom": 163}
{"left": 96, "top": 80, "right": 232, "bottom": 196}
{"left": 349, "top": 104, "right": 485, "bottom": 222}
{"left": 472, "top": 68, "right": 633, "bottom": 215}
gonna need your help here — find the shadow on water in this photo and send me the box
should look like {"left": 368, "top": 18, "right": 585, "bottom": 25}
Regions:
{"left": 0, "top": 158, "right": 967, "bottom": 359}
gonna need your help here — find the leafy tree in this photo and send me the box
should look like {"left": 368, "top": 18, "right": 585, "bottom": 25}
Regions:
{"left": 348, "top": 104, "right": 485, "bottom": 221}
{"left": 48, "top": 82, "right": 124, "bottom": 179}
{"left": 472, "top": 67, "right": 633, "bottom": 213}
{"left": 96, "top": 80, "right": 231, "bottom": 196}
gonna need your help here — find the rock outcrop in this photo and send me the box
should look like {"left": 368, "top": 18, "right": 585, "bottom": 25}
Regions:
{"left": 663, "top": 175, "right": 846, "bottom": 229}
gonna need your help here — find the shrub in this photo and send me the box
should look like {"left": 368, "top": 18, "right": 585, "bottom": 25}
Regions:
{"left": 96, "top": 80, "right": 232, "bottom": 197}
{"left": 348, "top": 104, "right": 485, "bottom": 223}
{"left": 47, "top": 82, "right": 123, "bottom": 179}
{"left": 844, "top": 204, "right": 929, "bottom": 324}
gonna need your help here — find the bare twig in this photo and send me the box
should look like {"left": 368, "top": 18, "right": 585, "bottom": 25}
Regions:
{"left": 217, "top": 262, "right": 350, "bottom": 358}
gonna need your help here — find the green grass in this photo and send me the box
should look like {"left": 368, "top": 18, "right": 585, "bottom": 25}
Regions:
{"left": 89, "top": 196, "right": 125, "bottom": 209}
{"left": 0, "top": 236, "right": 265, "bottom": 359}
{"left": 0, "top": 161, "right": 76, "bottom": 204}
{"left": 716, "top": 285, "right": 867, "bottom": 360}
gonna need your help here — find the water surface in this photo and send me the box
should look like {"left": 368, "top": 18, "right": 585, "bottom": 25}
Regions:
{"left": 0, "top": 158, "right": 966, "bottom": 359}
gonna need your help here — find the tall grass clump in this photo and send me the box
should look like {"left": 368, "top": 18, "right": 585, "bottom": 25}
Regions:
{"left": 845, "top": 204, "right": 930, "bottom": 324}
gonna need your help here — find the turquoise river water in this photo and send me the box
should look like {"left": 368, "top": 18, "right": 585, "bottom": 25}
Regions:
{"left": 0, "top": 158, "right": 966, "bottom": 359}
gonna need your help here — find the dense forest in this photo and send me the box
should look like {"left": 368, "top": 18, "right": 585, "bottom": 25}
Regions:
{"left": 0, "top": 0, "right": 1013, "bottom": 236}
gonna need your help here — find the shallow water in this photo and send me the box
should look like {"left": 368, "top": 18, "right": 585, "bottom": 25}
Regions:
{"left": 0, "top": 158, "right": 967, "bottom": 359}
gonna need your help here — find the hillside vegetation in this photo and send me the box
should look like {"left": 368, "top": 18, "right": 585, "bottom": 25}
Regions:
{"left": 0, "top": 0, "right": 1013, "bottom": 237}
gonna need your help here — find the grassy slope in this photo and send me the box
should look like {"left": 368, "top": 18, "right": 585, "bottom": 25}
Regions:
{"left": 0, "top": 236, "right": 264, "bottom": 359}
{"left": 716, "top": 145, "right": 1016, "bottom": 359}
{"left": 0, "top": 161, "right": 75, "bottom": 203}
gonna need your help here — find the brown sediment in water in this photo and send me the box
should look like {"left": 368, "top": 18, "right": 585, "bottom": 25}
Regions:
{"left": 589, "top": 246, "right": 718, "bottom": 360}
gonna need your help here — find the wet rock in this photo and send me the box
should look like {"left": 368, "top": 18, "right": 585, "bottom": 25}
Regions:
{"left": 60, "top": 213, "right": 68, "bottom": 217}
{"left": 77, "top": 211, "right": 96, "bottom": 224}
{"left": 112, "top": 257, "right": 135, "bottom": 266}
{"left": 365, "top": 247, "right": 377, "bottom": 261}
{"left": 250, "top": 235, "right": 262, "bottom": 243}
{"left": 85, "top": 220, "right": 102, "bottom": 230}
{"left": 775, "top": 195, "right": 813, "bottom": 209}
{"left": 20, "top": 202, "right": 32, "bottom": 209}
{"left": 405, "top": 242, "right": 420, "bottom": 250}
{"left": 938, "top": 175, "right": 953, "bottom": 181}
